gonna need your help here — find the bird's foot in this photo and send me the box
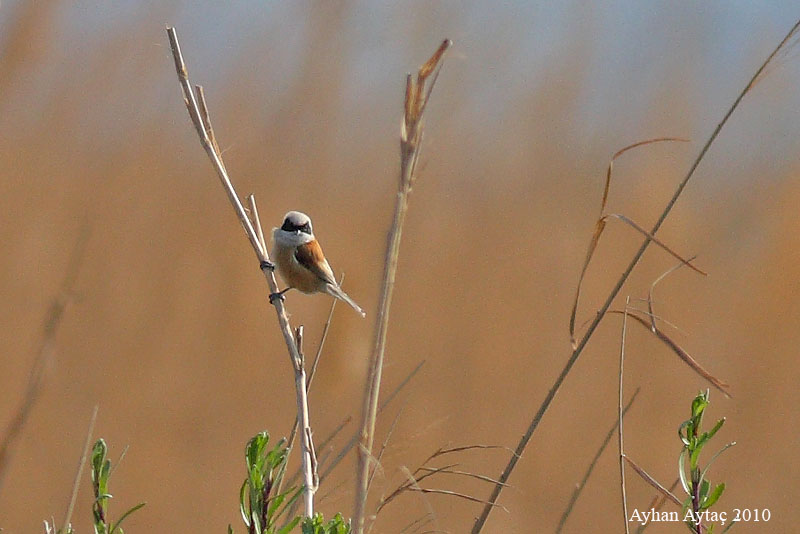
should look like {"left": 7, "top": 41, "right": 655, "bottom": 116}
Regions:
{"left": 269, "top": 290, "right": 287, "bottom": 305}
{"left": 260, "top": 260, "right": 275, "bottom": 271}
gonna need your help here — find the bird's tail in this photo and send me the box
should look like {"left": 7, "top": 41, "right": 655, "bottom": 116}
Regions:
{"left": 326, "top": 284, "right": 366, "bottom": 317}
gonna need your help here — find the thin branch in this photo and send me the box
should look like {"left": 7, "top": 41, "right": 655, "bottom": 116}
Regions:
{"left": 308, "top": 279, "right": 339, "bottom": 391}
{"left": 62, "top": 405, "right": 98, "bottom": 531}
{"left": 407, "top": 487, "right": 508, "bottom": 512}
{"left": 246, "top": 195, "right": 267, "bottom": 254}
{"left": 0, "top": 227, "right": 89, "bottom": 491}
{"left": 610, "top": 311, "right": 730, "bottom": 396}
{"left": 319, "top": 360, "right": 425, "bottom": 485}
{"left": 648, "top": 256, "right": 697, "bottom": 331}
{"left": 635, "top": 478, "right": 681, "bottom": 534}
{"left": 470, "top": 20, "right": 800, "bottom": 532}
{"left": 416, "top": 467, "right": 512, "bottom": 488}
{"left": 367, "top": 402, "right": 406, "bottom": 493}
{"left": 623, "top": 455, "right": 682, "bottom": 507}
{"left": 435, "top": 444, "right": 517, "bottom": 457}
{"left": 167, "top": 26, "right": 316, "bottom": 517}
{"left": 555, "top": 388, "right": 641, "bottom": 533}
{"left": 353, "top": 38, "right": 451, "bottom": 534}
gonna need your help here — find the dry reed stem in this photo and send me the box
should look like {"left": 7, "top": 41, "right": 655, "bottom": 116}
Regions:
{"left": 278, "top": 279, "right": 338, "bottom": 499}
{"left": 62, "top": 405, "right": 99, "bottom": 531}
{"left": 555, "top": 388, "right": 640, "bottom": 533}
{"left": 166, "top": 26, "right": 316, "bottom": 517}
{"left": 618, "top": 297, "right": 631, "bottom": 534}
{"left": 471, "top": 19, "right": 800, "bottom": 532}
{"left": 353, "top": 38, "right": 450, "bottom": 534}
{"left": 0, "top": 228, "right": 88, "bottom": 492}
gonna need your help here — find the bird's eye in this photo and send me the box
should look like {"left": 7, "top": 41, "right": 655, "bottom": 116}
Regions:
{"left": 281, "top": 219, "right": 294, "bottom": 232}
{"left": 300, "top": 223, "right": 312, "bottom": 234}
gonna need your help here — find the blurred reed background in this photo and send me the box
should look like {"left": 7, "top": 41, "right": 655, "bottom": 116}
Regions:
{"left": 1, "top": 1, "right": 799, "bottom": 532}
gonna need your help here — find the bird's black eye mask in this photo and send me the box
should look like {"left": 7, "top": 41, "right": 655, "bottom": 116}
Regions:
{"left": 281, "top": 219, "right": 313, "bottom": 235}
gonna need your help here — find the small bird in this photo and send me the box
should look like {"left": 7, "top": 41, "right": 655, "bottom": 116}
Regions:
{"left": 270, "top": 211, "right": 365, "bottom": 317}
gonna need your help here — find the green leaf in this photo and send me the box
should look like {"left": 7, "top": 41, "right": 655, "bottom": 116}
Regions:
{"left": 251, "top": 510, "right": 262, "bottom": 534}
{"left": 277, "top": 516, "right": 301, "bottom": 534}
{"left": 678, "top": 449, "right": 690, "bottom": 494}
{"left": 699, "top": 442, "right": 736, "bottom": 484}
{"left": 92, "top": 440, "right": 108, "bottom": 484}
{"left": 698, "top": 479, "right": 710, "bottom": 501}
{"left": 240, "top": 479, "right": 250, "bottom": 526}
{"left": 701, "top": 483, "right": 725, "bottom": 510}
{"left": 228, "top": 525, "right": 234, "bottom": 534}
{"left": 678, "top": 419, "right": 692, "bottom": 445}
{"left": 690, "top": 443, "right": 703, "bottom": 471}
{"left": 692, "top": 391, "right": 709, "bottom": 418}
{"left": 274, "top": 487, "right": 303, "bottom": 523}
{"left": 266, "top": 493, "right": 286, "bottom": 519}
{"left": 247, "top": 432, "right": 269, "bottom": 470}
{"left": 109, "top": 502, "right": 145, "bottom": 534}
{"left": 705, "top": 418, "right": 725, "bottom": 441}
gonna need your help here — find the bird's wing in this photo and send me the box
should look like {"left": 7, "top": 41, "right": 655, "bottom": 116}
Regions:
{"left": 294, "top": 240, "right": 337, "bottom": 286}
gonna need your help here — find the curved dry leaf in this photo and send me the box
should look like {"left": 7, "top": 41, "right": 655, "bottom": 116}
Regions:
{"left": 610, "top": 310, "right": 731, "bottom": 397}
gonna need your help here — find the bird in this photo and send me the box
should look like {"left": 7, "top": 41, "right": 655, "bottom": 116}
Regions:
{"left": 269, "top": 210, "right": 365, "bottom": 317}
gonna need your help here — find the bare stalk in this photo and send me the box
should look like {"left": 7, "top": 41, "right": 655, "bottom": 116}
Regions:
{"left": 352, "top": 38, "right": 450, "bottom": 534}
{"left": 0, "top": 227, "right": 88, "bottom": 492}
{"left": 63, "top": 405, "right": 99, "bottom": 531}
{"left": 619, "top": 297, "right": 631, "bottom": 534}
{"left": 471, "top": 19, "right": 800, "bottom": 532}
{"left": 555, "top": 388, "right": 640, "bottom": 533}
{"left": 166, "top": 26, "right": 316, "bottom": 517}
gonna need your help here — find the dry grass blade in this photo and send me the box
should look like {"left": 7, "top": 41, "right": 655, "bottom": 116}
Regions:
{"left": 555, "top": 388, "right": 640, "bottom": 533}
{"left": 471, "top": 20, "right": 800, "bottom": 533}
{"left": 319, "top": 361, "right": 425, "bottom": 485}
{"left": 610, "top": 311, "right": 730, "bottom": 396}
{"left": 569, "top": 137, "right": 692, "bottom": 348}
{"left": 636, "top": 478, "right": 681, "bottom": 534}
{"left": 307, "top": 276, "right": 340, "bottom": 391}
{"left": 353, "top": 39, "right": 451, "bottom": 534}
{"left": 602, "top": 138, "right": 690, "bottom": 217}
{"left": 376, "top": 442, "right": 508, "bottom": 523}
{"left": 435, "top": 444, "right": 517, "bottom": 456}
{"left": 376, "top": 463, "right": 457, "bottom": 514}
{"left": 648, "top": 256, "right": 698, "bottom": 331}
{"left": 367, "top": 403, "right": 406, "bottom": 493}
{"left": 0, "top": 228, "right": 89, "bottom": 492}
{"left": 400, "top": 513, "right": 435, "bottom": 534}
{"left": 416, "top": 467, "right": 511, "bottom": 488}
{"left": 605, "top": 214, "right": 706, "bottom": 275}
{"left": 623, "top": 455, "right": 682, "bottom": 507}
{"left": 408, "top": 487, "right": 508, "bottom": 512}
